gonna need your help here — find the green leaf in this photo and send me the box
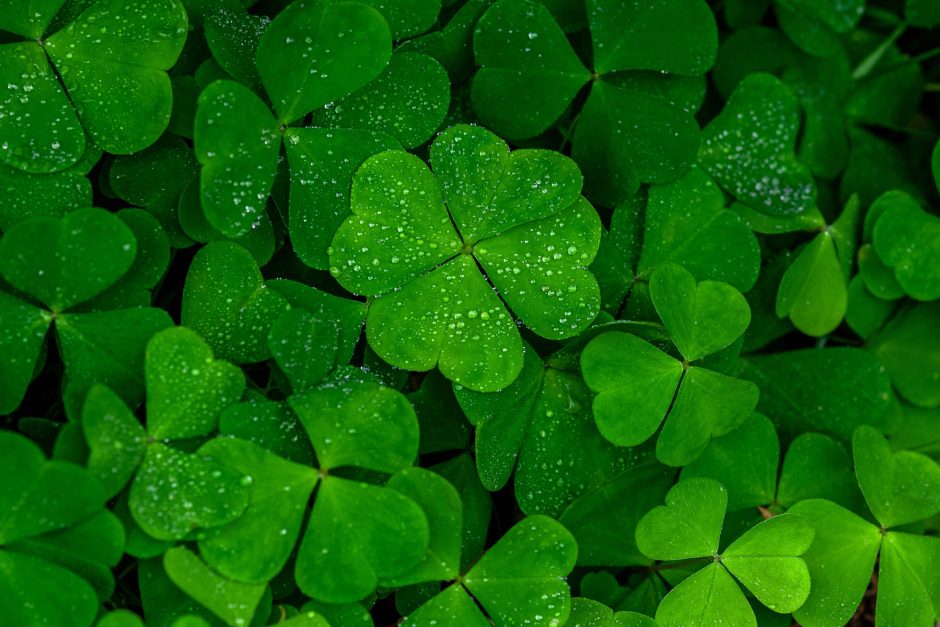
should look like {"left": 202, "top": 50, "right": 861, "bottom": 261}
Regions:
{"left": 473, "top": 196, "right": 602, "bottom": 340}
{"left": 721, "top": 514, "right": 813, "bottom": 613}
{"left": 384, "top": 468, "right": 463, "bottom": 586}
{"left": 403, "top": 584, "right": 490, "bottom": 627}
{"left": 295, "top": 476, "right": 429, "bottom": 603}
{"left": 776, "top": 433, "right": 862, "bottom": 511}
{"left": 636, "top": 478, "right": 727, "bottom": 561}
{"left": 572, "top": 80, "right": 701, "bottom": 207}
{"left": 330, "top": 150, "right": 462, "bottom": 295}
{"left": 560, "top": 464, "right": 674, "bottom": 567}
{"left": 269, "top": 308, "right": 338, "bottom": 392}
{"left": 163, "top": 546, "right": 266, "bottom": 627}
{"left": 0, "top": 430, "right": 106, "bottom": 544}
{"left": 194, "top": 80, "right": 280, "bottom": 237}
{"left": 649, "top": 263, "right": 751, "bottom": 362}
{"left": 256, "top": 0, "right": 392, "bottom": 124}
{"left": 463, "top": 515, "right": 577, "bottom": 626}
{"left": 582, "top": 332, "right": 683, "bottom": 447}
{"left": 877, "top": 532, "right": 940, "bottom": 626}
{"left": 313, "top": 52, "right": 450, "bottom": 149}
{"left": 852, "top": 425, "right": 940, "bottom": 528}
{"left": 129, "top": 443, "right": 249, "bottom": 541}
{"left": 741, "top": 348, "right": 891, "bottom": 441}
{"left": 699, "top": 73, "right": 815, "bottom": 217}
{"left": 0, "top": 160, "right": 92, "bottom": 231}
{"left": 290, "top": 378, "right": 419, "bottom": 473}
{"left": 681, "top": 413, "right": 778, "bottom": 512}
{"left": 197, "top": 438, "right": 318, "bottom": 583}
{"left": 588, "top": 0, "right": 717, "bottom": 74}
{"left": 284, "top": 127, "right": 400, "bottom": 270}
{"left": 858, "top": 244, "right": 904, "bottom": 301}
{"left": 471, "top": 0, "right": 590, "bottom": 139}
{"left": 429, "top": 124, "right": 584, "bottom": 246}
{"left": 0, "top": 550, "right": 98, "bottom": 627}
{"left": 181, "top": 241, "right": 290, "bottom": 364}
{"left": 775, "top": 232, "right": 847, "bottom": 337}
{"left": 56, "top": 307, "right": 174, "bottom": 419}
{"left": 0, "top": 208, "right": 136, "bottom": 312}
{"left": 0, "top": 0, "right": 68, "bottom": 38}
{"left": 82, "top": 384, "right": 148, "bottom": 499}
{"left": 872, "top": 192, "right": 940, "bottom": 301}
{"left": 218, "top": 399, "right": 315, "bottom": 466}
{"left": 655, "top": 563, "right": 754, "bottom": 627}
{"left": 0, "top": 42, "right": 85, "bottom": 173}
{"left": 637, "top": 167, "right": 760, "bottom": 292}
{"left": 0, "top": 292, "right": 52, "bottom": 414}
{"left": 44, "top": 0, "right": 188, "bottom": 154}
{"left": 116, "top": 209, "right": 171, "bottom": 290}
{"left": 869, "top": 302, "right": 940, "bottom": 408}
{"left": 266, "top": 279, "right": 366, "bottom": 368}
{"left": 145, "top": 327, "right": 245, "bottom": 440}
{"left": 203, "top": 4, "right": 267, "bottom": 87}
{"left": 788, "top": 499, "right": 881, "bottom": 627}
{"left": 664, "top": 376, "right": 758, "bottom": 463}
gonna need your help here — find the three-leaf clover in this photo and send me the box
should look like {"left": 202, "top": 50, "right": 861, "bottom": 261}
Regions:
{"left": 0, "top": 431, "right": 116, "bottom": 626}
{"left": 635, "top": 478, "right": 814, "bottom": 626}
{"left": 790, "top": 425, "right": 940, "bottom": 626}
{"left": 82, "top": 327, "right": 251, "bottom": 540}
{"left": 582, "top": 264, "right": 758, "bottom": 465}
{"left": 471, "top": 0, "right": 718, "bottom": 206}
{"left": 329, "top": 124, "right": 602, "bottom": 392}
{"left": 0, "top": 0, "right": 188, "bottom": 172}
{"left": 0, "top": 208, "right": 173, "bottom": 416}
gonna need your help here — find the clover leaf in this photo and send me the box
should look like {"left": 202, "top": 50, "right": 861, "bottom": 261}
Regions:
{"left": 682, "top": 413, "right": 864, "bottom": 515}
{"left": 869, "top": 301, "right": 940, "bottom": 408}
{"left": 582, "top": 264, "right": 758, "bottom": 465}
{"left": 0, "top": 431, "right": 110, "bottom": 626}
{"left": 404, "top": 515, "right": 578, "bottom": 627}
{"left": 454, "top": 341, "right": 653, "bottom": 517}
{"left": 790, "top": 427, "right": 940, "bottom": 627}
{"left": 871, "top": 191, "right": 940, "bottom": 301}
{"left": 741, "top": 347, "right": 892, "bottom": 441}
{"left": 472, "top": 0, "right": 717, "bottom": 206}
{"left": 0, "top": 0, "right": 187, "bottom": 174}
{"left": 78, "top": 327, "right": 251, "bottom": 540}
{"left": 0, "top": 208, "right": 174, "bottom": 415}
{"left": 194, "top": 0, "right": 450, "bottom": 240}
{"left": 699, "top": 73, "right": 816, "bottom": 217}
{"left": 635, "top": 478, "right": 814, "bottom": 625}
{"left": 330, "top": 124, "right": 601, "bottom": 391}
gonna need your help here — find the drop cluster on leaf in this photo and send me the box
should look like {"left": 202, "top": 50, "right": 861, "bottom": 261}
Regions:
{"left": 1, "top": 0, "right": 939, "bottom": 626}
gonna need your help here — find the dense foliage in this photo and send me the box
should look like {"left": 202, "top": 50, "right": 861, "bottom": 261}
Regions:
{"left": 1, "top": 0, "right": 939, "bottom": 626}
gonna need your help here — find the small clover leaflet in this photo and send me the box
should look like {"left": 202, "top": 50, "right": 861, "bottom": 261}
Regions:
{"left": 0, "top": 431, "right": 114, "bottom": 626}
{"left": 635, "top": 478, "right": 814, "bottom": 626}
{"left": 471, "top": 0, "right": 718, "bottom": 206}
{"left": 681, "top": 413, "right": 865, "bottom": 515}
{"left": 591, "top": 166, "right": 761, "bottom": 316}
{"left": 0, "top": 208, "right": 174, "bottom": 416}
{"left": 81, "top": 327, "right": 251, "bottom": 540}
{"left": 329, "top": 124, "right": 602, "bottom": 392}
{"left": 0, "top": 0, "right": 188, "bottom": 173}
{"left": 699, "top": 73, "right": 816, "bottom": 217}
{"left": 789, "top": 426, "right": 940, "bottom": 627}
{"left": 582, "top": 264, "right": 758, "bottom": 466}
{"left": 403, "top": 515, "right": 578, "bottom": 627}
{"left": 454, "top": 341, "right": 653, "bottom": 517}
{"left": 741, "top": 347, "right": 892, "bottom": 441}
{"left": 869, "top": 190, "right": 940, "bottom": 302}
{"left": 869, "top": 301, "right": 940, "bottom": 409}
